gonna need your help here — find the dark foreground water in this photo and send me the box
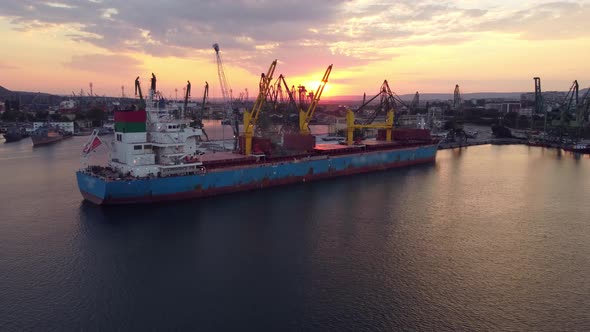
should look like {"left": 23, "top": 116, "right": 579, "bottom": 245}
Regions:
{"left": 1, "top": 135, "right": 590, "bottom": 331}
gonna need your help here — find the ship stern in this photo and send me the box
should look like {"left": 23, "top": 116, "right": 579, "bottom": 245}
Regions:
{"left": 76, "top": 171, "right": 108, "bottom": 205}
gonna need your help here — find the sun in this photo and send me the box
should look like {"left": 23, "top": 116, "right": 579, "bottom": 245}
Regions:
{"left": 299, "top": 80, "right": 335, "bottom": 98}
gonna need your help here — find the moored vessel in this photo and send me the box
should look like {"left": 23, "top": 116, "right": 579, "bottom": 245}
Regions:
{"left": 3, "top": 126, "right": 27, "bottom": 143}
{"left": 565, "top": 143, "right": 590, "bottom": 154}
{"left": 77, "top": 72, "right": 439, "bottom": 205}
{"left": 31, "top": 124, "right": 72, "bottom": 146}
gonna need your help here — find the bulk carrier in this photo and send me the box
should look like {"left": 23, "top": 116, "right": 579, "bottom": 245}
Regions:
{"left": 77, "top": 66, "right": 439, "bottom": 205}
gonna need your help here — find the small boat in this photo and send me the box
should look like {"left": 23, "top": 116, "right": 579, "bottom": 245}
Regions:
{"left": 3, "top": 127, "right": 27, "bottom": 143}
{"left": 565, "top": 143, "right": 590, "bottom": 154}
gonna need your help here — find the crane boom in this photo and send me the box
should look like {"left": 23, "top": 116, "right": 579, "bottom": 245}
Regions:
{"left": 201, "top": 81, "right": 209, "bottom": 120}
{"left": 299, "top": 64, "right": 332, "bottom": 135}
{"left": 453, "top": 84, "right": 462, "bottom": 111}
{"left": 563, "top": 80, "right": 579, "bottom": 113}
{"left": 213, "top": 44, "right": 232, "bottom": 107}
{"left": 243, "top": 59, "right": 278, "bottom": 155}
{"left": 197, "top": 82, "right": 209, "bottom": 140}
{"left": 213, "top": 43, "right": 239, "bottom": 149}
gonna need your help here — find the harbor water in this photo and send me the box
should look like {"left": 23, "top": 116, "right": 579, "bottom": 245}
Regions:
{"left": 1, "top": 132, "right": 590, "bottom": 330}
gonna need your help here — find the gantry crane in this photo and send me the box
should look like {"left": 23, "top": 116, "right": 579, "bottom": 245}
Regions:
{"left": 242, "top": 60, "right": 278, "bottom": 155}
{"left": 299, "top": 64, "right": 333, "bottom": 135}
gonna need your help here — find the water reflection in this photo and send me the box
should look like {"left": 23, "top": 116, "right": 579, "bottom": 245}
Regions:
{"left": 3, "top": 142, "right": 590, "bottom": 330}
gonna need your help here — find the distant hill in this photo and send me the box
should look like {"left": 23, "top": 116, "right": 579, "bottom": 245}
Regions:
{"left": 0, "top": 85, "right": 11, "bottom": 98}
{"left": 0, "top": 85, "right": 58, "bottom": 99}
{"left": 324, "top": 92, "right": 526, "bottom": 103}
{"left": 0, "top": 85, "right": 65, "bottom": 111}
{"left": 401, "top": 92, "right": 525, "bottom": 101}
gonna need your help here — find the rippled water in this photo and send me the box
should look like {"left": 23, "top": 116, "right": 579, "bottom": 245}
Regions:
{"left": 1, "top": 135, "right": 589, "bottom": 330}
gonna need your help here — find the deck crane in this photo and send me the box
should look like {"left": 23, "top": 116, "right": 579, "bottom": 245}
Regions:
{"left": 243, "top": 59, "right": 278, "bottom": 155}
{"left": 194, "top": 81, "right": 209, "bottom": 141}
{"left": 134, "top": 76, "right": 145, "bottom": 108}
{"left": 200, "top": 81, "right": 209, "bottom": 123}
{"left": 213, "top": 43, "right": 239, "bottom": 149}
{"left": 299, "top": 64, "right": 333, "bottom": 135}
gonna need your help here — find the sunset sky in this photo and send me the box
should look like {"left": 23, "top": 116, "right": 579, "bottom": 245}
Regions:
{"left": 0, "top": 1, "right": 589, "bottom": 99}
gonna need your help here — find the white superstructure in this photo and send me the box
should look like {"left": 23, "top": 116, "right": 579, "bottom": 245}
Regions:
{"left": 109, "top": 89, "right": 206, "bottom": 178}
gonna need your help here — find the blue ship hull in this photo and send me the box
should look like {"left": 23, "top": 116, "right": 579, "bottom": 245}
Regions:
{"left": 77, "top": 144, "right": 438, "bottom": 205}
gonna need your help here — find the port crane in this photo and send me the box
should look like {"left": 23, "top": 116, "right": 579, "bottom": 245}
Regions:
{"left": 299, "top": 64, "right": 333, "bottom": 135}
{"left": 354, "top": 80, "right": 406, "bottom": 125}
{"left": 579, "top": 87, "right": 590, "bottom": 124}
{"left": 453, "top": 84, "right": 462, "bottom": 112}
{"left": 534, "top": 77, "right": 544, "bottom": 114}
{"left": 551, "top": 80, "right": 579, "bottom": 131}
{"left": 563, "top": 80, "right": 579, "bottom": 113}
{"left": 183, "top": 80, "right": 191, "bottom": 119}
{"left": 345, "top": 80, "right": 398, "bottom": 145}
{"left": 213, "top": 43, "right": 239, "bottom": 149}
{"left": 410, "top": 92, "right": 419, "bottom": 113}
{"left": 278, "top": 75, "right": 299, "bottom": 132}
{"left": 242, "top": 60, "right": 278, "bottom": 155}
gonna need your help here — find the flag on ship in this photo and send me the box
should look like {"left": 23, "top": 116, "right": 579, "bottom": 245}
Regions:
{"left": 82, "top": 129, "right": 103, "bottom": 156}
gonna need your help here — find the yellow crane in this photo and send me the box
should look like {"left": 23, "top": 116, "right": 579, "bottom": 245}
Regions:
{"left": 345, "top": 80, "right": 397, "bottom": 145}
{"left": 299, "top": 64, "right": 333, "bottom": 135}
{"left": 243, "top": 59, "right": 278, "bottom": 155}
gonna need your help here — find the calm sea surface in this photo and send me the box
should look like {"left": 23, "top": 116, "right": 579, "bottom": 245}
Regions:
{"left": 1, "top": 129, "right": 590, "bottom": 331}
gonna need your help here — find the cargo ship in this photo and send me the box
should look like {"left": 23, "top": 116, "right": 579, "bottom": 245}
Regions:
{"left": 77, "top": 73, "right": 439, "bottom": 205}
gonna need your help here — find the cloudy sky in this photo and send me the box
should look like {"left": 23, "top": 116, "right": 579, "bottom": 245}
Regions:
{"left": 0, "top": 0, "right": 589, "bottom": 98}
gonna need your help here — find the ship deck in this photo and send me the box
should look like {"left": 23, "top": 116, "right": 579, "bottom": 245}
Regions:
{"left": 82, "top": 139, "right": 438, "bottom": 180}
{"left": 199, "top": 151, "right": 254, "bottom": 163}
